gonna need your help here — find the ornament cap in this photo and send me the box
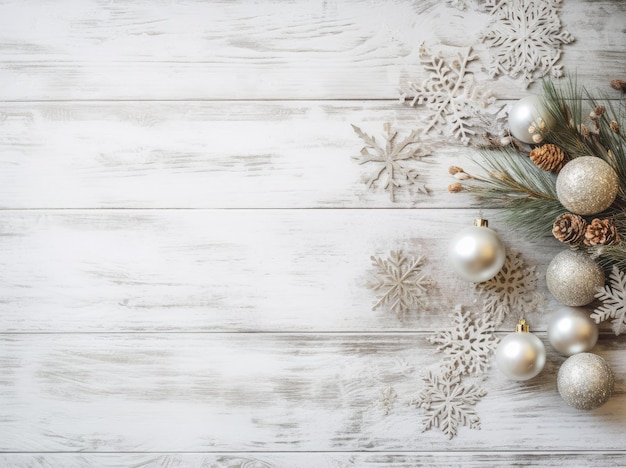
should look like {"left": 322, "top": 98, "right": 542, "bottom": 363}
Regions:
{"left": 516, "top": 318, "right": 530, "bottom": 333}
{"left": 474, "top": 218, "right": 489, "bottom": 228}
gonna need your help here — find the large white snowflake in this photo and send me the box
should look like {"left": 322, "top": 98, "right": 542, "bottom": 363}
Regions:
{"left": 414, "top": 370, "right": 486, "bottom": 439}
{"left": 352, "top": 123, "right": 430, "bottom": 202}
{"left": 400, "top": 44, "right": 494, "bottom": 145}
{"left": 367, "top": 250, "right": 430, "bottom": 318}
{"left": 592, "top": 266, "right": 626, "bottom": 336}
{"left": 474, "top": 249, "right": 542, "bottom": 326}
{"left": 429, "top": 305, "right": 497, "bottom": 376}
{"left": 479, "top": 0, "right": 574, "bottom": 88}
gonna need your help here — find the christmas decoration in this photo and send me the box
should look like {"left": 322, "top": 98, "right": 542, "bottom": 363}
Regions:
{"left": 583, "top": 218, "right": 620, "bottom": 247}
{"left": 592, "top": 266, "right": 626, "bottom": 336}
{"left": 429, "top": 305, "right": 497, "bottom": 376}
{"left": 547, "top": 307, "right": 599, "bottom": 357}
{"left": 556, "top": 156, "right": 619, "bottom": 215}
{"left": 611, "top": 79, "right": 626, "bottom": 92}
{"left": 557, "top": 353, "right": 615, "bottom": 410}
{"left": 414, "top": 369, "right": 486, "bottom": 439}
{"left": 479, "top": 0, "right": 574, "bottom": 88}
{"left": 508, "top": 95, "right": 555, "bottom": 144}
{"left": 399, "top": 44, "right": 495, "bottom": 145}
{"left": 367, "top": 250, "right": 430, "bottom": 318}
{"left": 351, "top": 123, "right": 430, "bottom": 202}
{"left": 448, "top": 218, "right": 506, "bottom": 283}
{"left": 546, "top": 250, "right": 605, "bottom": 307}
{"left": 552, "top": 213, "right": 587, "bottom": 247}
{"left": 495, "top": 318, "right": 546, "bottom": 381}
{"left": 473, "top": 249, "right": 541, "bottom": 326}
{"left": 529, "top": 144, "right": 566, "bottom": 172}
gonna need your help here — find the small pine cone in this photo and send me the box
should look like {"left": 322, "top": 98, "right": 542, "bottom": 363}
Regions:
{"left": 552, "top": 213, "right": 587, "bottom": 246}
{"left": 584, "top": 218, "right": 620, "bottom": 246}
{"left": 610, "top": 79, "right": 626, "bottom": 92}
{"left": 448, "top": 165, "right": 464, "bottom": 175}
{"left": 580, "top": 123, "right": 590, "bottom": 138}
{"left": 448, "top": 182, "right": 463, "bottom": 193}
{"left": 529, "top": 144, "right": 566, "bottom": 172}
{"left": 595, "top": 105, "right": 605, "bottom": 116}
{"left": 611, "top": 121, "right": 620, "bottom": 133}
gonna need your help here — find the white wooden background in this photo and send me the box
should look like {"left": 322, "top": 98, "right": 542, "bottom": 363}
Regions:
{"left": 1, "top": 1, "right": 626, "bottom": 466}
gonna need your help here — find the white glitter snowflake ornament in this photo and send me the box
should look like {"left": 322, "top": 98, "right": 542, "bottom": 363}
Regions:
{"left": 429, "top": 305, "right": 497, "bottom": 376}
{"left": 474, "top": 249, "right": 542, "bottom": 326}
{"left": 400, "top": 44, "right": 495, "bottom": 145}
{"left": 352, "top": 123, "right": 430, "bottom": 201}
{"left": 479, "top": 0, "right": 574, "bottom": 88}
{"left": 414, "top": 370, "right": 486, "bottom": 439}
{"left": 367, "top": 250, "right": 430, "bottom": 318}
{"left": 593, "top": 266, "right": 626, "bottom": 336}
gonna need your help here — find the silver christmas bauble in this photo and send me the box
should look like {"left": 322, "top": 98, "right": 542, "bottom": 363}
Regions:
{"left": 556, "top": 156, "right": 619, "bottom": 215}
{"left": 547, "top": 306, "right": 599, "bottom": 356}
{"left": 449, "top": 219, "right": 506, "bottom": 283}
{"left": 508, "top": 95, "right": 554, "bottom": 144}
{"left": 557, "top": 353, "right": 614, "bottom": 410}
{"left": 495, "top": 320, "right": 546, "bottom": 381}
{"left": 546, "top": 250, "right": 605, "bottom": 306}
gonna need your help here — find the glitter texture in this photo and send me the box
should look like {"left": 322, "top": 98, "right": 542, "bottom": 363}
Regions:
{"left": 556, "top": 157, "right": 619, "bottom": 215}
{"left": 557, "top": 353, "right": 614, "bottom": 410}
{"left": 546, "top": 250, "right": 605, "bottom": 307}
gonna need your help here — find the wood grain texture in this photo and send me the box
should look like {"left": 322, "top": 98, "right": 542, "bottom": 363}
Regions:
{"left": 0, "top": 209, "right": 569, "bottom": 333}
{"left": 0, "top": 333, "right": 624, "bottom": 452}
{"left": 0, "top": 0, "right": 624, "bottom": 100}
{"left": 0, "top": 101, "right": 485, "bottom": 209}
{"left": 3, "top": 452, "right": 626, "bottom": 468}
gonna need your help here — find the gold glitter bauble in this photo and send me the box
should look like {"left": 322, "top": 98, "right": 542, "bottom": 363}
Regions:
{"left": 546, "top": 250, "right": 605, "bottom": 307}
{"left": 557, "top": 353, "right": 614, "bottom": 410}
{"left": 556, "top": 157, "right": 619, "bottom": 215}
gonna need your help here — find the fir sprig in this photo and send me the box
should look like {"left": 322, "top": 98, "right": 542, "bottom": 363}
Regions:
{"left": 457, "top": 146, "right": 566, "bottom": 239}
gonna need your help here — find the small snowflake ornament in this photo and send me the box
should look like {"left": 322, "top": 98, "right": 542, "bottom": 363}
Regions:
{"left": 367, "top": 250, "right": 430, "bottom": 318}
{"left": 474, "top": 249, "right": 542, "bottom": 326}
{"left": 414, "top": 370, "right": 486, "bottom": 439}
{"left": 351, "top": 123, "right": 430, "bottom": 202}
{"left": 429, "top": 305, "right": 497, "bottom": 376}
{"left": 592, "top": 266, "right": 626, "bottom": 336}
{"left": 479, "top": 0, "right": 574, "bottom": 87}
{"left": 400, "top": 44, "right": 495, "bottom": 145}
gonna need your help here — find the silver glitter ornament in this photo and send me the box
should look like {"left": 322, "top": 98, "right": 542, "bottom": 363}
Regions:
{"left": 556, "top": 156, "right": 619, "bottom": 215}
{"left": 548, "top": 306, "right": 599, "bottom": 356}
{"left": 449, "top": 219, "right": 506, "bottom": 283}
{"left": 508, "top": 95, "right": 554, "bottom": 144}
{"left": 546, "top": 250, "right": 605, "bottom": 307}
{"left": 557, "top": 353, "right": 614, "bottom": 410}
{"left": 495, "top": 319, "right": 546, "bottom": 381}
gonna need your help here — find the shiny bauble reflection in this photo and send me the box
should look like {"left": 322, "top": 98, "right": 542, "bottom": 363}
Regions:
{"left": 449, "top": 225, "right": 506, "bottom": 283}
{"left": 508, "top": 95, "right": 554, "bottom": 144}
{"left": 495, "top": 332, "right": 546, "bottom": 381}
{"left": 548, "top": 307, "right": 599, "bottom": 356}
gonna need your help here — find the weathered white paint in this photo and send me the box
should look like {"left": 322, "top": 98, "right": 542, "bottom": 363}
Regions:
{"left": 0, "top": 0, "right": 624, "bottom": 100}
{"left": 0, "top": 209, "right": 576, "bottom": 333}
{"left": 0, "top": 0, "right": 625, "bottom": 464}
{"left": 0, "top": 333, "right": 624, "bottom": 452}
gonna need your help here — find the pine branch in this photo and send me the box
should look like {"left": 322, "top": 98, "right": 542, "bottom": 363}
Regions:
{"left": 461, "top": 146, "right": 565, "bottom": 239}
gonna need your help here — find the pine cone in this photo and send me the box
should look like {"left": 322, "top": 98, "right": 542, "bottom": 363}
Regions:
{"left": 584, "top": 218, "right": 620, "bottom": 246}
{"left": 529, "top": 144, "right": 566, "bottom": 172}
{"left": 611, "top": 121, "right": 620, "bottom": 133}
{"left": 610, "top": 79, "right": 626, "bottom": 92}
{"left": 552, "top": 213, "right": 587, "bottom": 246}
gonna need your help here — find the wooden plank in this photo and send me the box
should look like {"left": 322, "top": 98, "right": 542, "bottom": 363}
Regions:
{"left": 0, "top": 333, "right": 624, "bottom": 452}
{"left": 2, "top": 452, "right": 626, "bottom": 468}
{"left": 0, "top": 100, "right": 513, "bottom": 209}
{"left": 0, "top": 0, "right": 624, "bottom": 100}
{"left": 0, "top": 209, "right": 569, "bottom": 333}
